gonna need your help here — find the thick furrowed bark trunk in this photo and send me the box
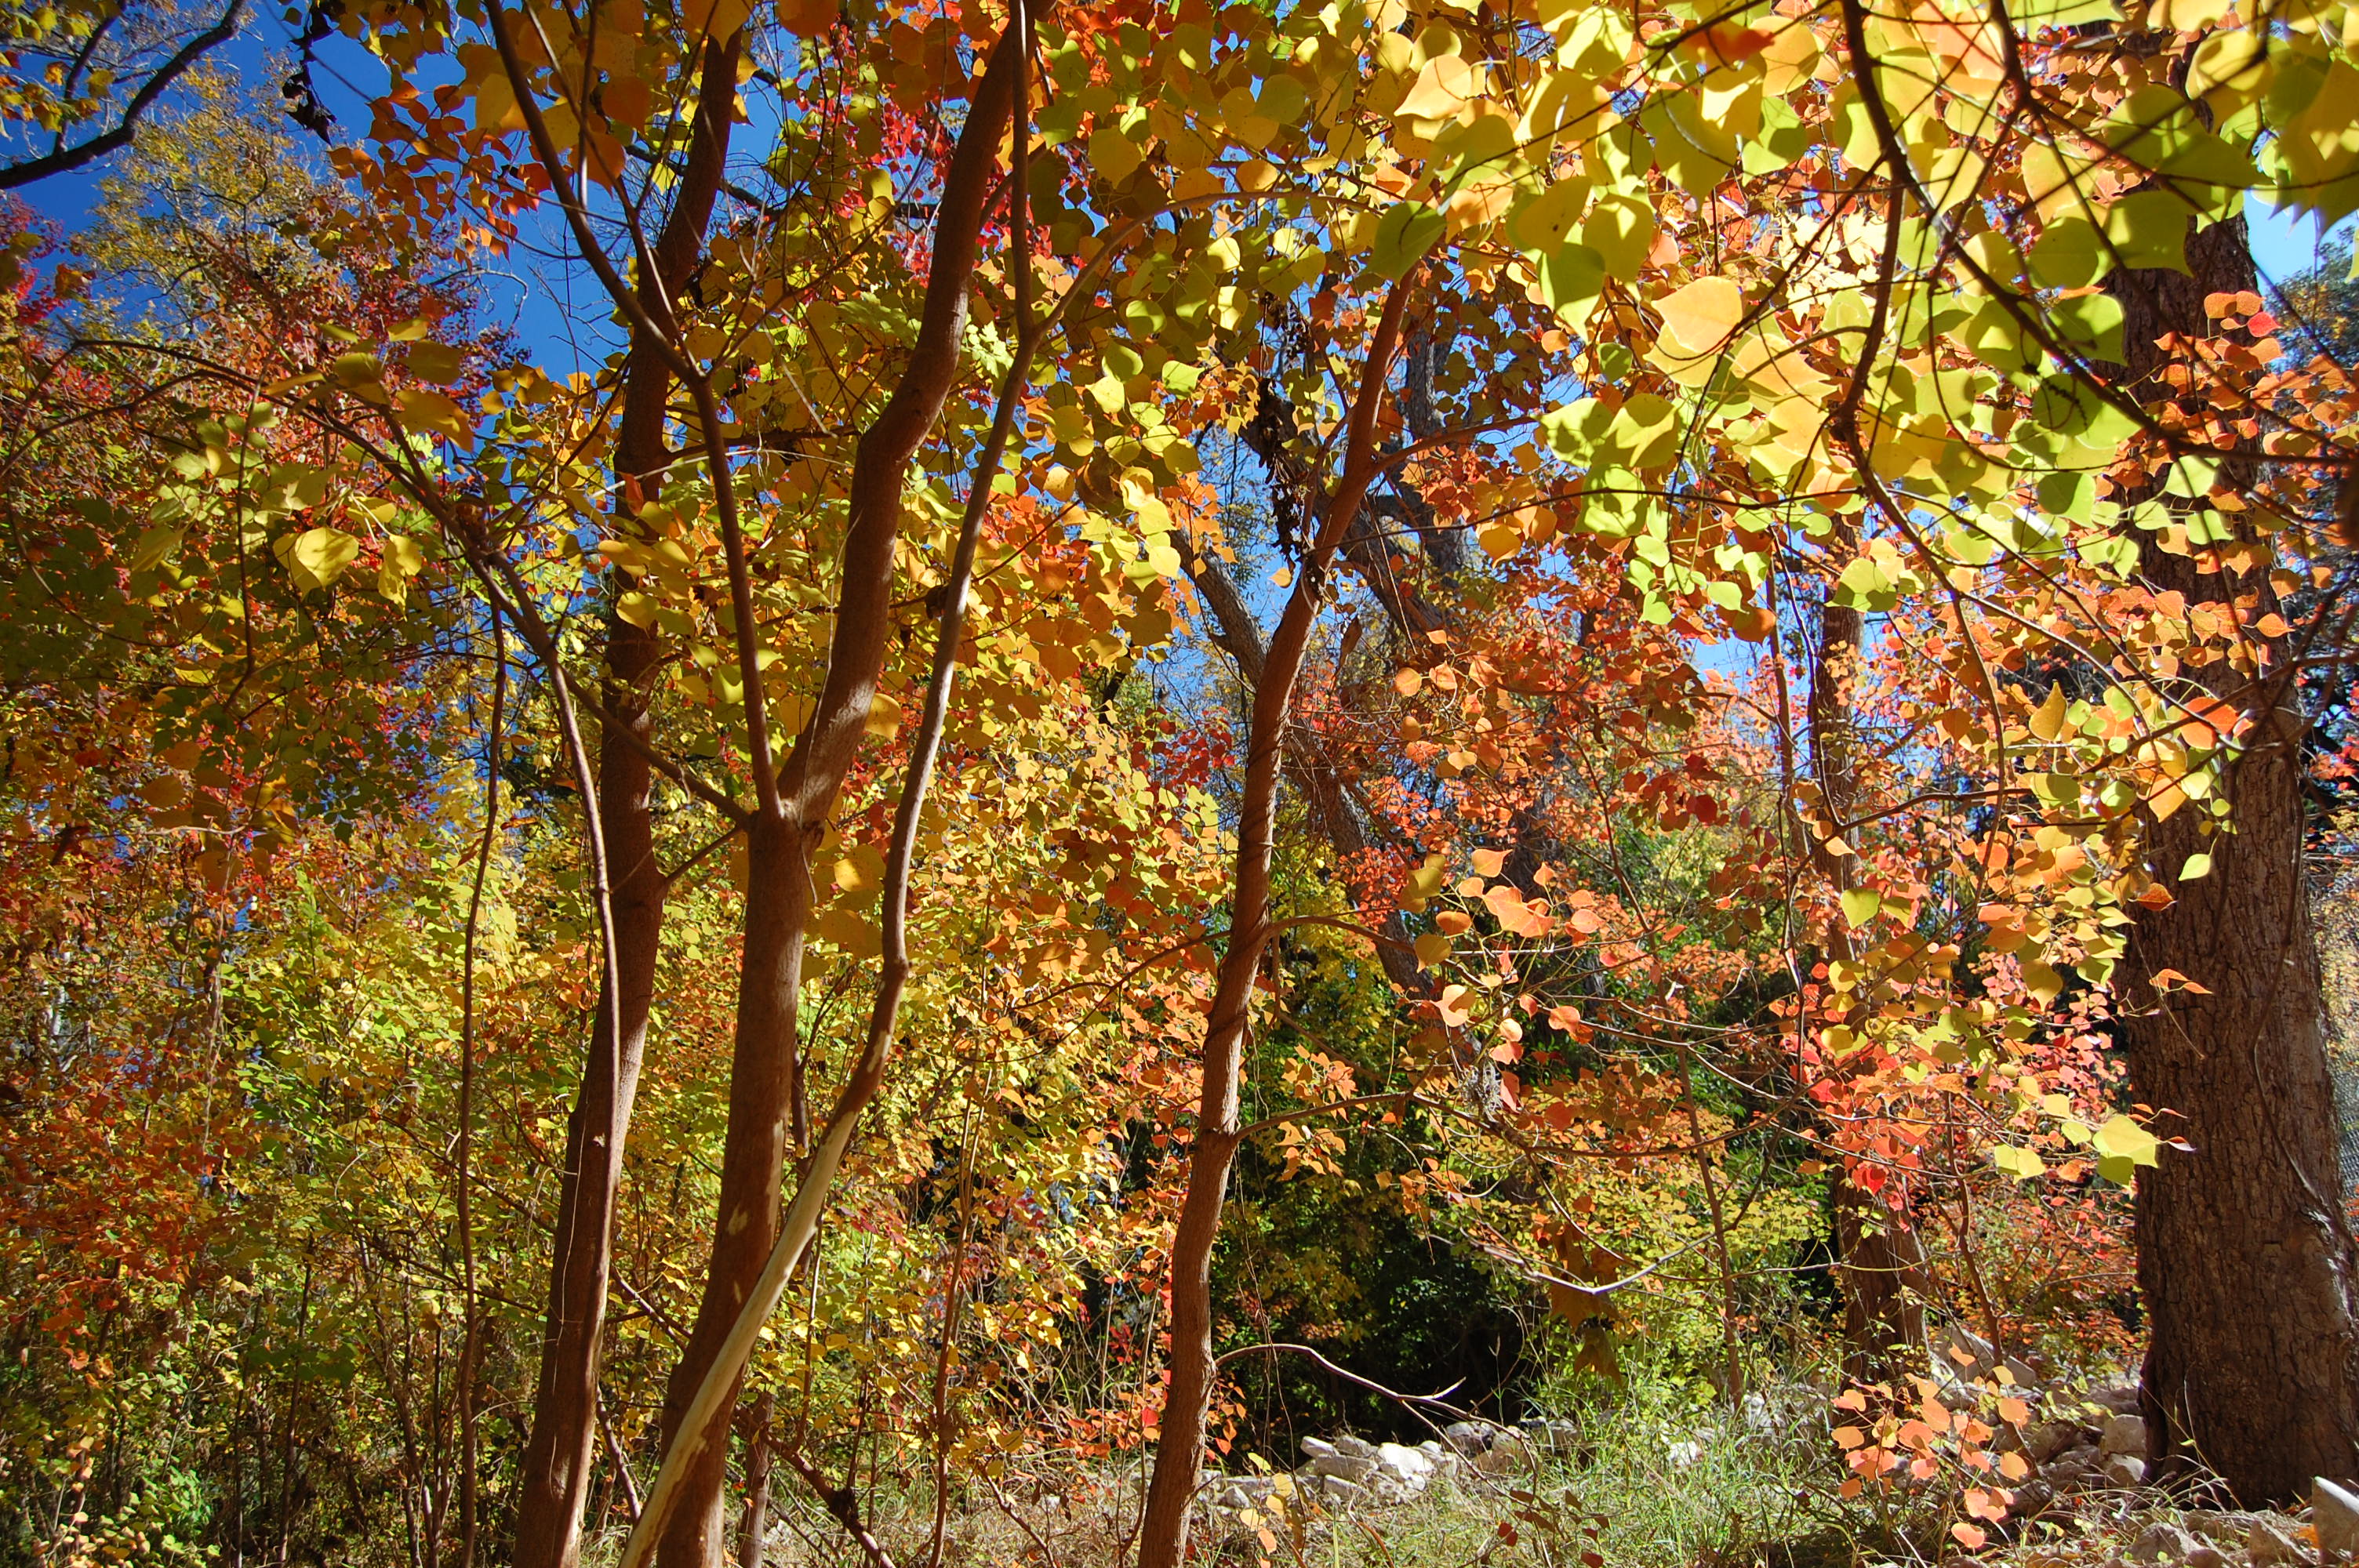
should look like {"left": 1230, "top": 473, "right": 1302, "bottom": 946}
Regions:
{"left": 2109, "top": 216, "right": 2359, "bottom": 1501}
{"left": 1135, "top": 276, "right": 1418, "bottom": 1568}
{"left": 509, "top": 36, "right": 743, "bottom": 1567}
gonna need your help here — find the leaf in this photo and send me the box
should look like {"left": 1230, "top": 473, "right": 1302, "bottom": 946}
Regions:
{"left": 405, "top": 341, "right": 467, "bottom": 384}
{"left": 1401, "top": 851, "right": 1448, "bottom": 910}
{"left": 278, "top": 526, "right": 361, "bottom": 592}
{"left": 129, "top": 525, "right": 185, "bottom": 572}
{"left": 2022, "top": 960, "right": 2063, "bottom": 1005}
{"left": 1583, "top": 194, "right": 1655, "bottom": 283}
{"left": 684, "top": 0, "right": 752, "bottom": 43}
{"left": 1507, "top": 176, "right": 1592, "bottom": 255}
{"left": 395, "top": 388, "right": 470, "bottom": 440}
{"left": 1656, "top": 276, "right": 1743, "bottom": 356}
{"left": 1369, "top": 201, "right": 1445, "bottom": 279}
{"left": 1414, "top": 931, "right": 1452, "bottom": 969}
{"left": 2028, "top": 216, "right": 2106, "bottom": 289}
{"left": 2092, "top": 1113, "right": 2161, "bottom": 1167}
{"left": 2179, "top": 851, "right": 2213, "bottom": 881}
{"left": 1437, "top": 984, "right": 1474, "bottom": 1026}
{"left": 1991, "top": 1144, "right": 2047, "bottom": 1181}
{"left": 1840, "top": 887, "right": 1881, "bottom": 928}
{"left": 2029, "top": 683, "right": 2068, "bottom": 742}
{"left": 1394, "top": 56, "right": 1481, "bottom": 122}
{"left": 1538, "top": 241, "right": 1606, "bottom": 325}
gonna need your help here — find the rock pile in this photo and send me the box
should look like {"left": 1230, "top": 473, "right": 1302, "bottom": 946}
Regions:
{"left": 1201, "top": 1417, "right": 1571, "bottom": 1541}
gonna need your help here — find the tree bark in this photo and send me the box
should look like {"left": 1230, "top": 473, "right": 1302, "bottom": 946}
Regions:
{"left": 1134, "top": 275, "right": 1419, "bottom": 1568}
{"left": 510, "top": 36, "right": 743, "bottom": 1568}
{"left": 2109, "top": 214, "right": 2359, "bottom": 1501}
{"left": 647, "top": 27, "right": 1029, "bottom": 1567}
{"left": 736, "top": 1394, "right": 774, "bottom": 1568}
{"left": 1808, "top": 576, "right": 1930, "bottom": 1382}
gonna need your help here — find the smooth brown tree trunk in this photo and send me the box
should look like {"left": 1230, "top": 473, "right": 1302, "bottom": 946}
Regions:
{"left": 1135, "top": 277, "right": 1418, "bottom": 1568}
{"left": 2110, "top": 215, "right": 2359, "bottom": 1501}
{"left": 510, "top": 35, "right": 743, "bottom": 1568}
{"left": 648, "top": 27, "right": 1028, "bottom": 1567}
{"left": 736, "top": 1394, "right": 774, "bottom": 1568}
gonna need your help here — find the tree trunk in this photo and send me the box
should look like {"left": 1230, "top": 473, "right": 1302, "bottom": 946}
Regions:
{"left": 510, "top": 615, "right": 667, "bottom": 1568}
{"left": 646, "top": 27, "right": 1027, "bottom": 1566}
{"left": 652, "top": 818, "right": 810, "bottom": 1566}
{"left": 510, "top": 36, "right": 743, "bottom": 1568}
{"left": 1805, "top": 547, "right": 1929, "bottom": 1382}
{"left": 2109, "top": 214, "right": 2359, "bottom": 1501}
{"left": 1134, "top": 277, "right": 1417, "bottom": 1568}
{"left": 736, "top": 1394, "right": 774, "bottom": 1568}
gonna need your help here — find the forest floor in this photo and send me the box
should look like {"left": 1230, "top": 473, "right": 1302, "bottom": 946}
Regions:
{"left": 590, "top": 1373, "right": 2314, "bottom": 1568}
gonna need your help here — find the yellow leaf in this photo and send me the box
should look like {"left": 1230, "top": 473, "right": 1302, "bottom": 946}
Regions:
{"left": 1414, "top": 932, "right": 1452, "bottom": 969}
{"left": 2029, "top": 683, "right": 2067, "bottom": 742}
{"left": 685, "top": 0, "right": 752, "bottom": 42}
{"left": 1394, "top": 56, "right": 1481, "bottom": 123}
{"left": 395, "top": 388, "right": 469, "bottom": 440}
{"left": 1656, "top": 276, "right": 1743, "bottom": 357}
{"left": 277, "top": 526, "right": 360, "bottom": 593}
{"left": 2022, "top": 960, "right": 2063, "bottom": 1005}
{"left": 2092, "top": 1113, "right": 2160, "bottom": 1167}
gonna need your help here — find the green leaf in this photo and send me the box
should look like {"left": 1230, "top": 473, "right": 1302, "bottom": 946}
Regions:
{"left": 2179, "top": 850, "right": 2213, "bottom": 880}
{"left": 1841, "top": 887, "right": 1882, "bottom": 928}
{"left": 1369, "top": 201, "right": 1445, "bottom": 279}
{"left": 1583, "top": 193, "right": 1655, "bottom": 282}
{"left": 1991, "top": 1144, "right": 2048, "bottom": 1181}
{"left": 2023, "top": 960, "right": 2064, "bottom": 1004}
{"left": 1538, "top": 242, "right": 1606, "bottom": 325}
{"left": 1507, "top": 176, "right": 1593, "bottom": 255}
{"left": 2103, "top": 190, "right": 2192, "bottom": 274}
{"left": 2028, "top": 216, "right": 2106, "bottom": 289}
{"left": 1832, "top": 556, "right": 1897, "bottom": 612}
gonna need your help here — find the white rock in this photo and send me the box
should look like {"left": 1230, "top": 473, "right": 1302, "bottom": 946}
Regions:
{"left": 2099, "top": 1452, "right": 2147, "bottom": 1489}
{"left": 1314, "top": 1474, "right": 1370, "bottom": 1506}
{"left": 1472, "top": 1436, "right": 1530, "bottom": 1475}
{"left": 1332, "top": 1433, "right": 1379, "bottom": 1461}
{"left": 1376, "top": 1442, "right": 1433, "bottom": 1479}
{"left": 2316, "top": 1476, "right": 2359, "bottom": 1559}
{"left": 2248, "top": 1515, "right": 2303, "bottom": 1565}
{"left": 2127, "top": 1522, "right": 2197, "bottom": 1562}
{"left": 1308, "top": 1454, "right": 1376, "bottom": 1485}
{"left": 1441, "top": 1421, "right": 1500, "bottom": 1457}
{"left": 1667, "top": 1439, "right": 1703, "bottom": 1468}
{"left": 2099, "top": 1414, "right": 2148, "bottom": 1456}
{"left": 2089, "top": 1380, "right": 2141, "bottom": 1415}
{"left": 1299, "top": 1436, "right": 1336, "bottom": 1460}
{"left": 2027, "top": 1421, "right": 2083, "bottom": 1463}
